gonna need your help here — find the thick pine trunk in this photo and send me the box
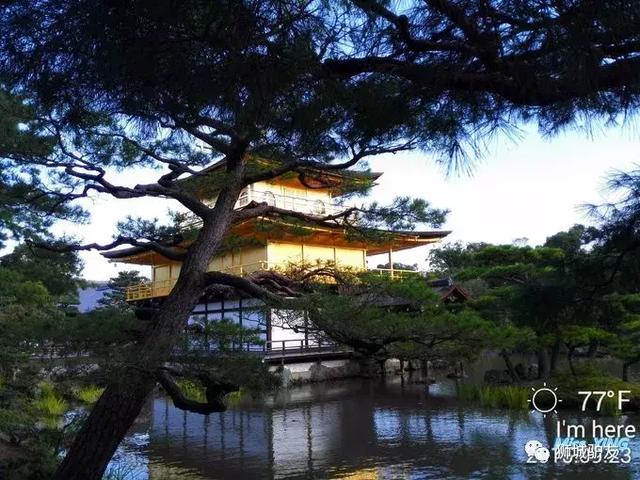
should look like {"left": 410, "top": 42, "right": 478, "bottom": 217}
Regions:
{"left": 567, "top": 348, "right": 576, "bottom": 376}
{"left": 537, "top": 348, "right": 550, "bottom": 379}
{"left": 622, "top": 360, "right": 638, "bottom": 382}
{"left": 54, "top": 277, "right": 205, "bottom": 479}
{"left": 54, "top": 373, "right": 155, "bottom": 479}
{"left": 54, "top": 160, "right": 246, "bottom": 479}
{"left": 500, "top": 350, "right": 519, "bottom": 383}
{"left": 549, "top": 338, "right": 561, "bottom": 375}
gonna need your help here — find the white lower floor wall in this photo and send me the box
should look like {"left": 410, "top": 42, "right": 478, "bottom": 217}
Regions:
{"left": 270, "top": 309, "right": 320, "bottom": 349}
{"left": 185, "top": 297, "right": 313, "bottom": 351}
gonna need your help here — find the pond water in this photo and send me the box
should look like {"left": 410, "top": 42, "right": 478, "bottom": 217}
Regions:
{"left": 109, "top": 374, "right": 640, "bottom": 480}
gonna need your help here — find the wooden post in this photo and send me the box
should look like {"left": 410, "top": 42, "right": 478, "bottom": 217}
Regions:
{"left": 388, "top": 247, "right": 394, "bottom": 279}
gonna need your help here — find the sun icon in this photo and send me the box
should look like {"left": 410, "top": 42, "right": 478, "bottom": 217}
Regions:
{"left": 528, "top": 382, "right": 562, "bottom": 417}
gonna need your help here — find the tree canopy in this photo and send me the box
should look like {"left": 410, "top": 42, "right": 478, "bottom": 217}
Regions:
{"left": 0, "top": 1, "right": 639, "bottom": 478}
{"left": 429, "top": 174, "right": 640, "bottom": 380}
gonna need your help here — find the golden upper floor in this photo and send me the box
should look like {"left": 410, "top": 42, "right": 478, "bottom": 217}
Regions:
{"left": 103, "top": 160, "right": 450, "bottom": 301}
{"left": 106, "top": 213, "right": 448, "bottom": 301}
{"left": 184, "top": 157, "right": 381, "bottom": 215}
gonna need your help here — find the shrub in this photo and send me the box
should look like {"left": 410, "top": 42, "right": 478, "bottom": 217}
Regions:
{"left": 74, "top": 385, "right": 105, "bottom": 404}
{"left": 34, "top": 394, "right": 67, "bottom": 417}
{"left": 176, "top": 379, "right": 206, "bottom": 403}
{"left": 458, "top": 384, "right": 529, "bottom": 410}
{"left": 551, "top": 372, "right": 640, "bottom": 413}
{"left": 34, "top": 383, "right": 67, "bottom": 417}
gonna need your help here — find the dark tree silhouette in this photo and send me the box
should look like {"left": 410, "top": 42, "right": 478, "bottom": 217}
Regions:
{"left": 0, "top": 1, "right": 639, "bottom": 478}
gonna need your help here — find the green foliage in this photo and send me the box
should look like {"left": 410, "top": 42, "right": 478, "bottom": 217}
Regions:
{"left": 186, "top": 317, "right": 264, "bottom": 353}
{"left": 0, "top": 381, "right": 70, "bottom": 478}
{"left": 218, "top": 356, "right": 279, "bottom": 395}
{"left": 601, "top": 293, "right": 640, "bottom": 369}
{"left": 0, "top": 402, "right": 36, "bottom": 444}
{"left": 176, "top": 315, "right": 278, "bottom": 398}
{"left": 0, "top": 266, "right": 65, "bottom": 376}
{"left": 0, "top": 245, "right": 140, "bottom": 476}
{"left": 60, "top": 306, "right": 140, "bottom": 361}
{"left": 169, "top": 357, "right": 279, "bottom": 405}
{"left": 33, "top": 382, "right": 68, "bottom": 418}
{"left": 175, "top": 379, "right": 206, "bottom": 403}
{"left": 551, "top": 372, "right": 640, "bottom": 413}
{"left": 376, "top": 262, "right": 418, "bottom": 271}
{"left": 360, "top": 197, "right": 448, "bottom": 231}
{"left": 73, "top": 385, "right": 105, "bottom": 405}
{"left": 116, "top": 217, "right": 181, "bottom": 246}
{"left": 0, "top": 92, "right": 84, "bottom": 249}
{"left": 428, "top": 225, "right": 635, "bottom": 377}
{"left": 457, "top": 384, "right": 529, "bottom": 410}
{"left": 297, "top": 274, "right": 490, "bottom": 362}
{"left": 34, "top": 393, "right": 67, "bottom": 418}
{"left": 98, "top": 270, "right": 148, "bottom": 311}
{"left": 0, "top": 244, "right": 83, "bottom": 299}
{"left": 600, "top": 396, "right": 620, "bottom": 417}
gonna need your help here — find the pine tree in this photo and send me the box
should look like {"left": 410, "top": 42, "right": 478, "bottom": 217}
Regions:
{"left": 0, "top": 1, "right": 638, "bottom": 477}
{"left": 97, "top": 271, "right": 148, "bottom": 311}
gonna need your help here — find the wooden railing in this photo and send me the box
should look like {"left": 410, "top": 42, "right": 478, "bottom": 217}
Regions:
{"left": 125, "top": 265, "right": 423, "bottom": 301}
{"left": 124, "top": 279, "right": 175, "bottom": 301}
{"left": 173, "top": 337, "right": 343, "bottom": 357}
{"left": 367, "top": 268, "right": 422, "bottom": 280}
{"left": 264, "top": 338, "right": 342, "bottom": 356}
{"left": 239, "top": 189, "right": 348, "bottom": 217}
{"left": 180, "top": 190, "right": 350, "bottom": 229}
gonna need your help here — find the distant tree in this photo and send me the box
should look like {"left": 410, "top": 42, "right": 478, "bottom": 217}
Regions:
{"left": 0, "top": 267, "right": 67, "bottom": 478}
{"left": 97, "top": 271, "right": 148, "bottom": 311}
{"left": 0, "top": 255, "right": 139, "bottom": 478}
{"left": 0, "top": 244, "right": 83, "bottom": 299}
{"left": 428, "top": 241, "right": 489, "bottom": 275}
{"left": 0, "top": 267, "right": 63, "bottom": 376}
{"left": 430, "top": 227, "right": 616, "bottom": 379}
{"left": 279, "top": 273, "right": 490, "bottom": 371}
{"left": 512, "top": 237, "right": 529, "bottom": 247}
{"left": 604, "top": 294, "right": 640, "bottom": 381}
{"left": 375, "top": 262, "right": 419, "bottom": 271}
{"left": 585, "top": 168, "right": 640, "bottom": 379}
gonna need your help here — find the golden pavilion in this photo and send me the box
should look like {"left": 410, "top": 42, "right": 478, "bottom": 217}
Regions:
{"left": 102, "top": 162, "right": 450, "bottom": 352}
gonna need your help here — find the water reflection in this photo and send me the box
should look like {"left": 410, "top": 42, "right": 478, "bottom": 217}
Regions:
{"left": 113, "top": 377, "right": 640, "bottom": 479}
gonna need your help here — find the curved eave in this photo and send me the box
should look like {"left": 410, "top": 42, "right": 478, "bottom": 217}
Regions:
{"left": 365, "top": 230, "right": 451, "bottom": 255}
{"left": 176, "top": 158, "right": 382, "bottom": 197}
{"left": 233, "top": 216, "right": 450, "bottom": 253}
{"left": 102, "top": 248, "right": 175, "bottom": 265}
{"left": 101, "top": 214, "right": 450, "bottom": 264}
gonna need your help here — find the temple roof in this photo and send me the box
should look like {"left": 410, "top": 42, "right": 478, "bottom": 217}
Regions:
{"left": 178, "top": 157, "right": 382, "bottom": 197}
{"left": 102, "top": 209, "right": 450, "bottom": 264}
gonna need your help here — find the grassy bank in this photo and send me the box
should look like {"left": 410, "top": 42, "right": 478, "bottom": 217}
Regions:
{"left": 457, "top": 372, "right": 640, "bottom": 413}
{"left": 457, "top": 384, "right": 529, "bottom": 410}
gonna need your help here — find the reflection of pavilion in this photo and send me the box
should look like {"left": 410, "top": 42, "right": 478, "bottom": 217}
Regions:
{"left": 133, "top": 379, "right": 546, "bottom": 480}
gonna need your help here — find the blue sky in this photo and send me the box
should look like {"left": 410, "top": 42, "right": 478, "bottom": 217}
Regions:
{"left": 52, "top": 123, "right": 640, "bottom": 280}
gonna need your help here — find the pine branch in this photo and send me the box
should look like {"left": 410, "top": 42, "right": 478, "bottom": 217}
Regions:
{"left": 32, "top": 236, "right": 187, "bottom": 262}
{"left": 156, "top": 368, "right": 237, "bottom": 414}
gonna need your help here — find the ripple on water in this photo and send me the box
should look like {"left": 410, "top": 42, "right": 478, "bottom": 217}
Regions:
{"left": 108, "top": 378, "right": 640, "bottom": 480}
